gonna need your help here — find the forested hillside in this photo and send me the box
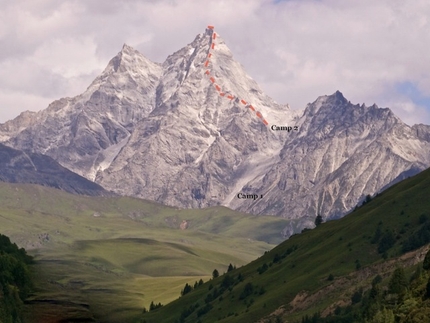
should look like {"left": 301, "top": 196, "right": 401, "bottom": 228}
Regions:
{"left": 298, "top": 251, "right": 430, "bottom": 323}
{"left": 0, "top": 234, "right": 32, "bottom": 322}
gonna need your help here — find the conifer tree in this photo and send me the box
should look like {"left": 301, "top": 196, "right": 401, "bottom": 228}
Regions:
{"left": 423, "top": 249, "right": 430, "bottom": 270}
{"left": 388, "top": 267, "right": 408, "bottom": 295}
{"left": 315, "top": 214, "right": 323, "bottom": 226}
{"left": 426, "top": 277, "right": 430, "bottom": 298}
{"left": 181, "top": 283, "right": 193, "bottom": 296}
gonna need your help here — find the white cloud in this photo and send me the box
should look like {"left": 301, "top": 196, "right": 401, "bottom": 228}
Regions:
{"left": 383, "top": 98, "right": 430, "bottom": 126}
{"left": 0, "top": 0, "right": 429, "bottom": 126}
{"left": 0, "top": 90, "right": 53, "bottom": 122}
{"left": 29, "top": 37, "right": 102, "bottom": 78}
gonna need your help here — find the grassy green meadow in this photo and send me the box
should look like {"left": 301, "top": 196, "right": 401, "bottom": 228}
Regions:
{"left": 0, "top": 182, "right": 290, "bottom": 322}
{"left": 3, "top": 166, "right": 430, "bottom": 323}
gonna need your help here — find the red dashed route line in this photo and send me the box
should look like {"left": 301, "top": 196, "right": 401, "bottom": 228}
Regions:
{"left": 204, "top": 25, "right": 269, "bottom": 126}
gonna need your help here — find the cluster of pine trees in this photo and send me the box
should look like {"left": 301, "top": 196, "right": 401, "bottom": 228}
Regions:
{"left": 0, "top": 234, "right": 33, "bottom": 323}
{"left": 181, "top": 279, "right": 204, "bottom": 296}
{"left": 299, "top": 249, "right": 430, "bottom": 323}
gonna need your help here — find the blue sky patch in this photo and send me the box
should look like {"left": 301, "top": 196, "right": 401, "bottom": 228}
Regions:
{"left": 396, "top": 81, "right": 430, "bottom": 108}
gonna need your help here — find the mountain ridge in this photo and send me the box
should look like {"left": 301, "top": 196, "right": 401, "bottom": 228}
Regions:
{"left": 0, "top": 143, "right": 111, "bottom": 196}
{"left": 1, "top": 27, "right": 430, "bottom": 234}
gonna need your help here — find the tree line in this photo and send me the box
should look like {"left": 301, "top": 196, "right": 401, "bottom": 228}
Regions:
{"left": 0, "top": 233, "right": 33, "bottom": 323}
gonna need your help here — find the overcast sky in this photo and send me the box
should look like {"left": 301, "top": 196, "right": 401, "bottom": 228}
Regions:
{"left": 1, "top": 0, "right": 429, "bottom": 125}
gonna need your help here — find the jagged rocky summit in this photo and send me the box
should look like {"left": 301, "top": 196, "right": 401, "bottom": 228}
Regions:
{"left": 1, "top": 27, "right": 430, "bottom": 236}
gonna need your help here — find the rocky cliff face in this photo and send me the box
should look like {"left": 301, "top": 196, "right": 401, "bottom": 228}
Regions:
{"left": 233, "top": 91, "right": 430, "bottom": 234}
{"left": 0, "top": 44, "right": 162, "bottom": 180}
{"left": 1, "top": 27, "right": 430, "bottom": 235}
{"left": 95, "top": 28, "right": 295, "bottom": 208}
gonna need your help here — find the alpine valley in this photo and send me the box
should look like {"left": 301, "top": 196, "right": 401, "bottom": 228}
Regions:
{"left": 1, "top": 27, "right": 430, "bottom": 235}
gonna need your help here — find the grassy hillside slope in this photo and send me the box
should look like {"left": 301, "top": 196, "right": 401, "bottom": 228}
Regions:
{"left": 0, "top": 182, "right": 291, "bottom": 322}
{"left": 140, "top": 167, "right": 430, "bottom": 323}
